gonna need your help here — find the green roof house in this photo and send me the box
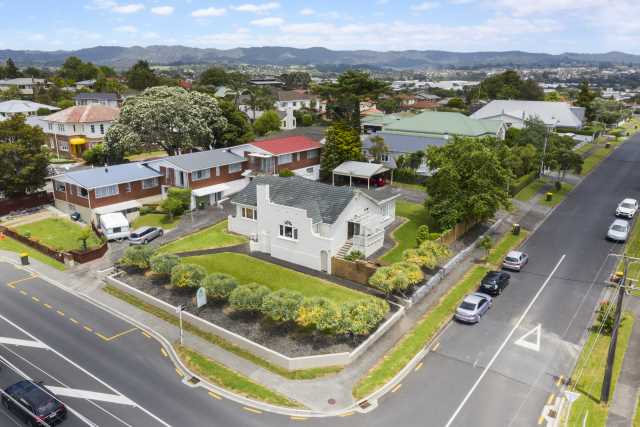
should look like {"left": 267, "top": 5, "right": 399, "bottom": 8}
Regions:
{"left": 383, "top": 111, "right": 505, "bottom": 139}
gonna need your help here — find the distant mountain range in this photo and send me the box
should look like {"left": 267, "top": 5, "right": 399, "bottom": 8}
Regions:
{"left": 2, "top": 46, "right": 640, "bottom": 69}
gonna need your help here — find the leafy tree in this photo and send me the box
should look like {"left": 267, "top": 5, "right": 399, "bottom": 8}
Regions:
{"left": 477, "top": 235, "right": 493, "bottom": 259}
{"left": 394, "top": 262, "right": 424, "bottom": 286}
{"left": 82, "top": 144, "right": 108, "bottom": 165}
{"left": 77, "top": 228, "right": 93, "bottom": 252}
{"left": 597, "top": 301, "right": 618, "bottom": 335}
{"left": 301, "top": 113, "right": 313, "bottom": 127}
{"left": 119, "top": 245, "right": 156, "bottom": 270}
{"left": 338, "top": 299, "right": 389, "bottom": 336}
{"left": 170, "top": 263, "right": 207, "bottom": 289}
{"left": 229, "top": 283, "right": 271, "bottom": 313}
{"left": 261, "top": 289, "right": 304, "bottom": 322}
{"left": 0, "top": 86, "right": 22, "bottom": 101}
{"left": 253, "top": 110, "right": 281, "bottom": 136}
{"left": 544, "top": 91, "right": 562, "bottom": 102}
{"left": 57, "top": 99, "right": 74, "bottom": 109}
{"left": 4, "top": 58, "right": 20, "bottom": 78}
{"left": 280, "top": 72, "right": 311, "bottom": 90}
{"left": 576, "top": 80, "right": 596, "bottom": 121}
{"left": 545, "top": 135, "right": 583, "bottom": 179}
{"left": 212, "top": 100, "right": 255, "bottom": 147}
{"left": 446, "top": 97, "right": 466, "bottom": 109}
{"left": 94, "top": 77, "right": 126, "bottom": 95}
{"left": 126, "top": 60, "right": 159, "bottom": 91}
{"left": 478, "top": 70, "right": 543, "bottom": 101}
{"left": 320, "top": 123, "right": 363, "bottom": 180}
{"left": 226, "top": 72, "right": 248, "bottom": 106}
{"left": 106, "top": 86, "right": 227, "bottom": 156}
{"left": 23, "top": 67, "right": 47, "bottom": 79}
{"left": 245, "top": 86, "right": 277, "bottom": 120}
{"left": 150, "top": 254, "right": 181, "bottom": 276}
{"left": 377, "top": 97, "right": 401, "bottom": 114}
{"left": 59, "top": 56, "right": 98, "bottom": 82}
{"left": 368, "top": 135, "right": 389, "bottom": 163}
{"left": 278, "top": 169, "right": 294, "bottom": 177}
{"left": 202, "top": 273, "right": 238, "bottom": 301}
{"left": 402, "top": 240, "right": 451, "bottom": 269}
{"left": 0, "top": 116, "right": 49, "bottom": 197}
{"left": 368, "top": 265, "right": 410, "bottom": 295}
{"left": 425, "top": 137, "right": 511, "bottom": 229}
{"left": 199, "top": 67, "right": 229, "bottom": 87}
{"left": 161, "top": 188, "right": 191, "bottom": 219}
{"left": 98, "top": 65, "right": 117, "bottom": 78}
{"left": 296, "top": 297, "right": 340, "bottom": 332}
{"left": 416, "top": 225, "right": 430, "bottom": 246}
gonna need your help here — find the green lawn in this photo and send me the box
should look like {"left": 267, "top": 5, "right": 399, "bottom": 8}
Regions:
{"left": 391, "top": 182, "right": 426, "bottom": 193}
{"left": 186, "top": 252, "right": 369, "bottom": 303}
{"left": 514, "top": 179, "right": 547, "bottom": 202}
{"left": 634, "top": 394, "right": 640, "bottom": 427}
{"left": 567, "top": 313, "right": 635, "bottom": 427}
{"left": 619, "top": 214, "right": 640, "bottom": 281}
{"left": 540, "top": 182, "right": 575, "bottom": 208}
{"left": 486, "top": 231, "right": 528, "bottom": 266}
{"left": 132, "top": 213, "right": 181, "bottom": 230}
{"left": 14, "top": 218, "right": 102, "bottom": 252}
{"left": 177, "top": 346, "right": 304, "bottom": 408}
{"left": 0, "top": 236, "right": 66, "bottom": 270}
{"left": 575, "top": 143, "right": 595, "bottom": 156}
{"left": 157, "top": 221, "right": 246, "bottom": 254}
{"left": 380, "top": 200, "right": 433, "bottom": 264}
{"left": 126, "top": 150, "right": 167, "bottom": 161}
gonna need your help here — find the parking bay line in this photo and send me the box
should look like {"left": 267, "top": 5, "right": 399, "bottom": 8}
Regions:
{"left": 444, "top": 255, "right": 566, "bottom": 427}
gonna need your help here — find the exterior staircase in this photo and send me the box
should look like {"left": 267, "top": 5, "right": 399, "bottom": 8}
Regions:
{"left": 336, "top": 239, "right": 353, "bottom": 259}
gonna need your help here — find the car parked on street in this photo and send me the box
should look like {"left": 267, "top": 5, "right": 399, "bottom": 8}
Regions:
{"left": 1, "top": 380, "right": 67, "bottom": 426}
{"left": 616, "top": 198, "right": 638, "bottom": 219}
{"left": 502, "top": 250, "right": 529, "bottom": 271}
{"left": 128, "top": 226, "right": 163, "bottom": 245}
{"left": 454, "top": 292, "right": 493, "bottom": 324}
{"left": 479, "top": 271, "right": 510, "bottom": 296}
{"left": 607, "top": 219, "right": 630, "bottom": 242}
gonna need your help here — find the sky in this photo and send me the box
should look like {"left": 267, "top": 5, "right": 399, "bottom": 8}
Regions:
{"left": 0, "top": 0, "right": 639, "bottom": 54}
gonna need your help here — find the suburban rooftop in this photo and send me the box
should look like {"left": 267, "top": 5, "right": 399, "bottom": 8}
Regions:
{"left": 54, "top": 162, "right": 161, "bottom": 189}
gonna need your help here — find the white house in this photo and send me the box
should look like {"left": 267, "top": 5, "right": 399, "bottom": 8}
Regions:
{"left": 228, "top": 176, "right": 399, "bottom": 273}
{"left": 74, "top": 92, "right": 120, "bottom": 108}
{"left": 0, "top": 100, "right": 59, "bottom": 120}
{"left": 0, "top": 78, "right": 48, "bottom": 95}
{"left": 470, "top": 100, "right": 585, "bottom": 129}
{"left": 275, "top": 90, "right": 326, "bottom": 114}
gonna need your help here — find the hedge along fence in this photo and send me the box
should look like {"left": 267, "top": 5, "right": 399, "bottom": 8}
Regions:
{"left": 105, "top": 273, "right": 405, "bottom": 371}
{"left": 509, "top": 171, "right": 538, "bottom": 197}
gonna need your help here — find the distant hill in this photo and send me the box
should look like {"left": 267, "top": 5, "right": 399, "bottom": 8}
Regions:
{"left": 1, "top": 46, "right": 640, "bottom": 69}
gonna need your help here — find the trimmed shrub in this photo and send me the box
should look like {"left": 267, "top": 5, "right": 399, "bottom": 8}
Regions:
{"left": 201, "top": 273, "right": 238, "bottom": 301}
{"left": 416, "top": 225, "right": 430, "bottom": 246}
{"left": 261, "top": 289, "right": 304, "bottom": 322}
{"left": 338, "top": 299, "right": 389, "bottom": 336}
{"left": 278, "top": 169, "right": 294, "bottom": 177}
{"left": 149, "top": 253, "right": 180, "bottom": 276}
{"left": 369, "top": 266, "right": 410, "bottom": 295}
{"left": 344, "top": 250, "right": 364, "bottom": 262}
{"left": 402, "top": 240, "right": 451, "bottom": 269}
{"left": 167, "top": 187, "right": 192, "bottom": 211}
{"left": 119, "top": 245, "right": 155, "bottom": 270}
{"left": 296, "top": 297, "right": 341, "bottom": 332}
{"left": 229, "top": 283, "right": 271, "bottom": 312}
{"left": 170, "top": 263, "right": 207, "bottom": 289}
{"left": 393, "top": 262, "right": 424, "bottom": 286}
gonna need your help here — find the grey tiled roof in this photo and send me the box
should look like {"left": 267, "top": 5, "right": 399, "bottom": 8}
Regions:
{"left": 161, "top": 149, "right": 246, "bottom": 172}
{"left": 55, "top": 163, "right": 161, "bottom": 189}
{"left": 231, "top": 176, "right": 355, "bottom": 224}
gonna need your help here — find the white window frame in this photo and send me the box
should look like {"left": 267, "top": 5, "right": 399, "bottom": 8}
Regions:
{"left": 228, "top": 163, "right": 242, "bottom": 174}
{"left": 241, "top": 207, "right": 257, "bottom": 220}
{"left": 278, "top": 153, "right": 292, "bottom": 165}
{"left": 279, "top": 220, "right": 298, "bottom": 240}
{"left": 192, "top": 169, "right": 211, "bottom": 181}
{"left": 60, "top": 141, "right": 69, "bottom": 152}
{"left": 142, "top": 177, "right": 159, "bottom": 189}
{"left": 125, "top": 182, "right": 132, "bottom": 192}
{"left": 95, "top": 184, "right": 118, "bottom": 199}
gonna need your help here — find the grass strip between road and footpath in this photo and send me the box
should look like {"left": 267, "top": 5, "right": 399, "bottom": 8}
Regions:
{"left": 103, "top": 285, "right": 343, "bottom": 380}
{"left": 567, "top": 312, "right": 634, "bottom": 427}
{"left": 581, "top": 140, "right": 623, "bottom": 176}
{"left": 353, "top": 229, "right": 528, "bottom": 399}
{"left": 634, "top": 394, "right": 640, "bottom": 427}
{"left": 176, "top": 345, "right": 304, "bottom": 408}
{"left": 514, "top": 179, "right": 547, "bottom": 202}
{"left": 540, "top": 183, "right": 575, "bottom": 208}
{"left": 0, "top": 235, "right": 66, "bottom": 271}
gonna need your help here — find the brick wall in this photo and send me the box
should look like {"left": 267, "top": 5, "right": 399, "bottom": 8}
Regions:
{"left": 91, "top": 180, "right": 162, "bottom": 208}
{"left": 276, "top": 149, "right": 320, "bottom": 173}
{"left": 188, "top": 163, "right": 247, "bottom": 190}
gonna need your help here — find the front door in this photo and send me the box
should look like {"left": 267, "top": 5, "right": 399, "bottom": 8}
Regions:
{"left": 347, "top": 222, "right": 360, "bottom": 239}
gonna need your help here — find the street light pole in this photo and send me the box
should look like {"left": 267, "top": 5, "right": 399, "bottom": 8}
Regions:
{"left": 177, "top": 304, "right": 184, "bottom": 346}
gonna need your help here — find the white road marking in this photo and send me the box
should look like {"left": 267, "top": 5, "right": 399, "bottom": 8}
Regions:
{"left": 514, "top": 323, "right": 542, "bottom": 352}
{"left": 444, "top": 255, "right": 566, "bottom": 427}
{"left": 0, "top": 337, "right": 49, "bottom": 349}
{"left": 46, "top": 387, "right": 136, "bottom": 406}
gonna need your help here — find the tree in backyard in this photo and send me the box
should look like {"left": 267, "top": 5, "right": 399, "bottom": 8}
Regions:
{"left": 424, "top": 137, "right": 511, "bottom": 229}
{"left": 126, "top": 60, "right": 159, "bottom": 91}
{"left": 319, "top": 123, "right": 363, "bottom": 180}
{"left": 82, "top": 143, "right": 109, "bottom": 166}
{"left": 199, "top": 67, "right": 229, "bottom": 87}
{"left": 296, "top": 297, "right": 341, "bottom": 332}
{"left": 337, "top": 299, "right": 389, "bottom": 336}
{"left": 377, "top": 97, "right": 401, "bottom": 114}
{"left": 245, "top": 86, "right": 277, "bottom": 120}
{"left": 368, "top": 135, "right": 389, "bottom": 163}
{"left": 261, "top": 289, "right": 304, "bottom": 322}
{"left": 105, "top": 86, "right": 227, "bottom": 156}
{"left": 226, "top": 72, "right": 248, "bottom": 106}
{"left": 544, "top": 91, "right": 562, "bottom": 102}
{"left": 150, "top": 254, "right": 181, "bottom": 276}
{"left": 280, "top": 72, "right": 311, "bottom": 90}
{"left": 576, "top": 80, "right": 596, "bottom": 121}
{"left": 253, "top": 110, "right": 281, "bottom": 136}
{"left": 4, "top": 58, "right": 21, "bottom": 78}
{"left": 478, "top": 70, "right": 544, "bottom": 101}
{"left": 446, "top": 97, "right": 466, "bottom": 110}
{"left": 119, "top": 246, "right": 156, "bottom": 270}
{"left": 512, "top": 117, "right": 547, "bottom": 152}
{"left": 313, "top": 70, "right": 389, "bottom": 130}
{"left": 94, "top": 77, "right": 127, "bottom": 95}
{"left": 59, "top": 56, "right": 99, "bottom": 82}
{"left": 229, "top": 283, "right": 271, "bottom": 313}
{"left": 211, "top": 100, "right": 255, "bottom": 147}
{"left": 0, "top": 116, "right": 49, "bottom": 198}
{"left": 402, "top": 240, "right": 451, "bottom": 269}
{"left": 202, "top": 273, "right": 238, "bottom": 301}
{"left": 170, "top": 263, "right": 207, "bottom": 289}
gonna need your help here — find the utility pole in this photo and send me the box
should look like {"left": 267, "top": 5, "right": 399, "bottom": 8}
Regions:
{"left": 601, "top": 256, "right": 628, "bottom": 403}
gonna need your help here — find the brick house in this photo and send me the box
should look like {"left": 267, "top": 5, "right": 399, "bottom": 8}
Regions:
{"left": 51, "top": 163, "right": 163, "bottom": 224}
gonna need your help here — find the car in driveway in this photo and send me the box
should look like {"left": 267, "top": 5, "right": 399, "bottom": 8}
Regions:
{"left": 454, "top": 292, "right": 493, "bottom": 324}
{"left": 607, "top": 219, "right": 630, "bottom": 242}
{"left": 616, "top": 198, "right": 638, "bottom": 219}
{"left": 128, "top": 226, "right": 163, "bottom": 245}
{"left": 502, "top": 250, "right": 528, "bottom": 271}
{"left": 479, "top": 271, "right": 510, "bottom": 296}
{"left": 1, "top": 380, "right": 67, "bottom": 426}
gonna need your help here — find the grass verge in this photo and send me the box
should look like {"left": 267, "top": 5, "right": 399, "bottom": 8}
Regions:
{"left": 540, "top": 183, "right": 575, "bottom": 208}
{"left": 514, "top": 179, "right": 547, "bottom": 202}
{"left": 567, "top": 312, "right": 634, "bottom": 426}
{"left": 14, "top": 218, "right": 102, "bottom": 252}
{"left": 634, "top": 394, "right": 640, "bottom": 427}
{"left": 132, "top": 213, "right": 181, "bottom": 230}
{"left": 581, "top": 140, "right": 623, "bottom": 176}
{"left": 103, "top": 285, "right": 343, "bottom": 380}
{"left": 176, "top": 346, "right": 304, "bottom": 408}
{"left": 157, "top": 221, "right": 246, "bottom": 254}
{"left": 486, "top": 231, "right": 528, "bottom": 266}
{"left": 380, "top": 200, "right": 435, "bottom": 264}
{"left": 0, "top": 236, "right": 66, "bottom": 270}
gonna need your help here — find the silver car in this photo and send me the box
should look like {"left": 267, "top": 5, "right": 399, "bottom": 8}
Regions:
{"left": 607, "top": 219, "right": 630, "bottom": 242}
{"left": 616, "top": 198, "right": 638, "bottom": 219}
{"left": 502, "top": 250, "right": 529, "bottom": 271}
{"left": 455, "top": 292, "right": 493, "bottom": 323}
{"left": 128, "top": 226, "right": 163, "bottom": 245}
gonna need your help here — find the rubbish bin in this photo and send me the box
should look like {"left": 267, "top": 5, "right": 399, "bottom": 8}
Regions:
{"left": 605, "top": 142, "right": 611, "bottom": 148}
{"left": 20, "top": 252, "right": 29, "bottom": 266}
{"left": 512, "top": 223, "right": 520, "bottom": 236}
{"left": 546, "top": 192, "right": 553, "bottom": 202}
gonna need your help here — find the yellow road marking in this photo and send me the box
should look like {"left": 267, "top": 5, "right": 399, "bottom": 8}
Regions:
{"left": 19, "top": 290, "right": 27, "bottom": 296}
{"left": 242, "top": 407, "right": 262, "bottom": 414}
{"left": 8, "top": 275, "right": 37, "bottom": 287}
{"left": 432, "top": 342, "right": 440, "bottom": 352}
{"left": 141, "top": 331, "right": 151, "bottom": 339}
{"left": 339, "top": 412, "right": 355, "bottom": 417}
{"left": 104, "top": 327, "right": 138, "bottom": 342}
{"left": 56, "top": 311, "right": 64, "bottom": 316}
{"left": 290, "top": 416, "right": 307, "bottom": 421}
{"left": 414, "top": 362, "right": 423, "bottom": 372}
{"left": 547, "top": 393, "right": 555, "bottom": 406}
{"left": 208, "top": 391, "right": 222, "bottom": 400}
{"left": 31, "top": 296, "right": 39, "bottom": 302}
{"left": 161, "top": 348, "right": 168, "bottom": 358}
{"left": 176, "top": 368, "right": 184, "bottom": 377}
{"left": 391, "top": 383, "right": 402, "bottom": 393}
{"left": 556, "top": 375, "right": 563, "bottom": 387}
{"left": 83, "top": 326, "right": 93, "bottom": 332}
{"left": 7, "top": 283, "right": 15, "bottom": 289}
{"left": 538, "top": 414, "right": 545, "bottom": 425}
{"left": 70, "top": 318, "right": 79, "bottom": 324}
{"left": 43, "top": 303, "right": 52, "bottom": 309}
{"left": 96, "top": 333, "right": 110, "bottom": 341}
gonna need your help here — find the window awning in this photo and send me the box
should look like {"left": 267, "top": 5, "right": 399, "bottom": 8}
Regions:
{"left": 69, "top": 137, "right": 87, "bottom": 145}
{"left": 192, "top": 183, "right": 229, "bottom": 197}
{"left": 94, "top": 200, "right": 141, "bottom": 215}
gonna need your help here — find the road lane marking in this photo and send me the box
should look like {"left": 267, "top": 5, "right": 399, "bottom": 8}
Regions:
{"left": 546, "top": 393, "right": 555, "bottom": 405}
{"left": 414, "top": 362, "right": 423, "bottom": 372}
{"left": 19, "top": 290, "right": 27, "bottom": 296}
{"left": 538, "top": 414, "right": 545, "bottom": 425}
{"left": 70, "top": 318, "right": 79, "bottom": 324}
{"left": 161, "top": 348, "right": 168, "bottom": 358}
{"left": 104, "top": 327, "right": 138, "bottom": 342}
{"left": 31, "top": 296, "right": 39, "bottom": 302}
{"left": 432, "top": 342, "right": 440, "bottom": 352}
{"left": 208, "top": 391, "right": 222, "bottom": 400}
{"left": 46, "top": 386, "right": 136, "bottom": 406}
{"left": 6, "top": 283, "right": 15, "bottom": 289}
{"left": 514, "top": 323, "right": 542, "bottom": 352}
{"left": 0, "top": 337, "right": 48, "bottom": 349}
{"left": 8, "top": 275, "right": 38, "bottom": 287}
{"left": 57, "top": 310, "right": 65, "bottom": 316}
{"left": 444, "top": 255, "right": 566, "bottom": 427}
{"left": 556, "top": 375, "right": 564, "bottom": 387}
{"left": 176, "top": 368, "right": 184, "bottom": 377}
{"left": 340, "top": 411, "right": 355, "bottom": 417}
{"left": 43, "top": 303, "right": 52, "bottom": 309}
{"left": 243, "top": 407, "right": 262, "bottom": 414}
{"left": 290, "top": 416, "right": 308, "bottom": 421}
{"left": 391, "top": 383, "right": 402, "bottom": 393}
{"left": 83, "top": 326, "right": 93, "bottom": 332}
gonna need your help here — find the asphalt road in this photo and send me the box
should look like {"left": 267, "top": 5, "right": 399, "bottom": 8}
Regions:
{"left": 1, "top": 136, "right": 639, "bottom": 427}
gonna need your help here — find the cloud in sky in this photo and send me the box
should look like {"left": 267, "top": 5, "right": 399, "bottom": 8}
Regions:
{"left": 111, "top": 3, "right": 144, "bottom": 14}
{"left": 300, "top": 8, "right": 315, "bottom": 16}
{"left": 250, "top": 17, "right": 284, "bottom": 26}
{"left": 232, "top": 2, "right": 280, "bottom": 13}
{"left": 192, "top": 7, "right": 227, "bottom": 17}
{"left": 151, "top": 6, "right": 174, "bottom": 16}
{"left": 411, "top": 2, "right": 439, "bottom": 11}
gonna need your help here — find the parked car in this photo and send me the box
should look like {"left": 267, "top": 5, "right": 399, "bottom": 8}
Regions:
{"left": 370, "top": 176, "right": 385, "bottom": 187}
{"left": 607, "top": 219, "right": 630, "bottom": 242}
{"left": 502, "top": 250, "right": 529, "bottom": 271}
{"left": 1, "top": 380, "right": 67, "bottom": 426}
{"left": 616, "top": 198, "right": 638, "bottom": 219}
{"left": 479, "top": 271, "right": 510, "bottom": 296}
{"left": 128, "top": 226, "right": 163, "bottom": 245}
{"left": 454, "top": 292, "right": 493, "bottom": 323}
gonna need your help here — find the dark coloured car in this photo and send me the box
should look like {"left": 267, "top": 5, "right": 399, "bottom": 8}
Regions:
{"left": 479, "top": 271, "right": 510, "bottom": 296}
{"left": 128, "top": 226, "right": 164, "bottom": 245}
{"left": 1, "top": 380, "right": 67, "bottom": 426}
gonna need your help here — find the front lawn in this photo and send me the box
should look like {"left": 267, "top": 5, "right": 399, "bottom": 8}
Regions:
{"left": 380, "top": 200, "right": 434, "bottom": 264}
{"left": 186, "top": 252, "right": 368, "bottom": 303}
{"left": 0, "top": 236, "right": 66, "bottom": 270}
{"left": 14, "top": 218, "right": 102, "bottom": 252}
{"left": 132, "top": 213, "right": 181, "bottom": 230}
{"left": 157, "top": 221, "right": 246, "bottom": 254}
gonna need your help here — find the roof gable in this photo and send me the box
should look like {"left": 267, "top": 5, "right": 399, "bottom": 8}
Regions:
{"left": 159, "top": 148, "right": 246, "bottom": 172}
{"left": 45, "top": 105, "right": 119, "bottom": 124}
{"left": 247, "top": 136, "right": 321, "bottom": 155}
{"left": 470, "top": 100, "right": 583, "bottom": 127}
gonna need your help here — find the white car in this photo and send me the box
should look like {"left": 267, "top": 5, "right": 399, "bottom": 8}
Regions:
{"left": 607, "top": 219, "right": 630, "bottom": 242}
{"left": 502, "top": 250, "right": 529, "bottom": 271}
{"left": 616, "top": 198, "right": 638, "bottom": 219}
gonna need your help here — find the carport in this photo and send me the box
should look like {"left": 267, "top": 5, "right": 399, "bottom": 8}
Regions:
{"left": 332, "top": 161, "right": 392, "bottom": 189}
